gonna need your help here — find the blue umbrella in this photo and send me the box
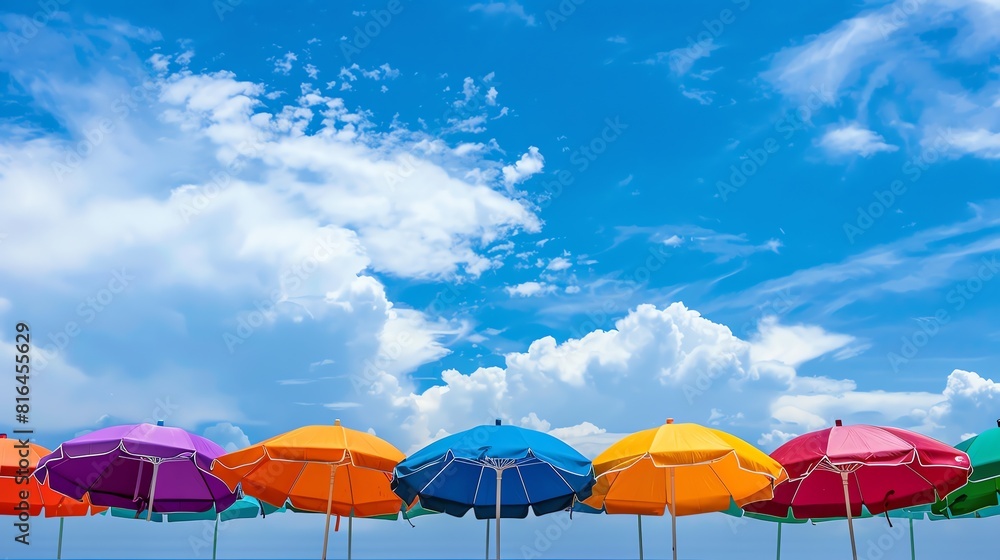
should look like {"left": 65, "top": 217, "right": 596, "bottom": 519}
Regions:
{"left": 392, "top": 420, "right": 595, "bottom": 560}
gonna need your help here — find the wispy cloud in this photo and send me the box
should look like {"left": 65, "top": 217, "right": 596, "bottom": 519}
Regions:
{"left": 819, "top": 123, "right": 898, "bottom": 157}
{"left": 469, "top": 1, "right": 536, "bottom": 26}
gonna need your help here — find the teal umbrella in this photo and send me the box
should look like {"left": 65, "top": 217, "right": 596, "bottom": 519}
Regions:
{"left": 283, "top": 499, "right": 438, "bottom": 559}
{"left": 724, "top": 500, "right": 887, "bottom": 560}
{"left": 896, "top": 503, "right": 1000, "bottom": 560}
{"left": 105, "top": 496, "right": 284, "bottom": 559}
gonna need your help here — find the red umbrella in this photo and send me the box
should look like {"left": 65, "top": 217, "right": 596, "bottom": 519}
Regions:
{"left": 745, "top": 420, "right": 971, "bottom": 560}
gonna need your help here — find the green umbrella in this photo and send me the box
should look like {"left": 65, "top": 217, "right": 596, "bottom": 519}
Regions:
{"left": 932, "top": 422, "right": 1000, "bottom": 518}
{"left": 104, "top": 496, "right": 284, "bottom": 559}
{"left": 723, "top": 500, "right": 888, "bottom": 560}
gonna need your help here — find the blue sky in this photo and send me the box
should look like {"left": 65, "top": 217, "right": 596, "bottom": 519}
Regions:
{"left": 3, "top": 0, "right": 1000, "bottom": 558}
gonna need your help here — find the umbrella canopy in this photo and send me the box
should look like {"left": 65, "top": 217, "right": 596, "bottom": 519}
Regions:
{"left": 36, "top": 422, "right": 238, "bottom": 519}
{"left": 211, "top": 419, "right": 405, "bottom": 560}
{"left": 391, "top": 421, "right": 595, "bottom": 519}
{"left": 582, "top": 419, "right": 787, "bottom": 560}
{"left": 2, "top": 434, "right": 105, "bottom": 559}
{"left": 106, "top": 495, "right": 283, "bottom": 522}
{"left": 932, "top": 422, "right": 1000, "bottom": 517}
{"left": 744, "top": 420, "right": 970, "bottom": 560}
{"left": 106, "top": 495, "right": 284, "bottom": 560}
{"left": 391, "top": 420, "right": 594, "bottom": 560}
{"left": 1, "top": 434, "right": 105, "bottom": 517}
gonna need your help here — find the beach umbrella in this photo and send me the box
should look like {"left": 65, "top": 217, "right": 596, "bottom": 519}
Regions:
{"left": 391, "top": 419, "right": 595, "bottom": 560}
{"left": 932, "top": 421, "right": 1000, "bottom": 518}
{"left": 2, "top": 434, "right": 105, "bottom": 559}
{"left": 744, "top": 420, "right": 971, "bottom": 560}
{"left": 582, "top": 418, "right": 787, "bottom": 560}
{"left": 211, "top": 419, "right": 404, "bottom": 560}
{"left": 104, "top": 496, "right": 285, "bottom": 559}
{"left": 36, "top": 421, "right": 238, "bottom": 523}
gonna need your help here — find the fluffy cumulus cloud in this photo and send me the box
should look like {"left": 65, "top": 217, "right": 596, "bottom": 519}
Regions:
{"left": 341, "top": 302, "right": 1000, "bottom": 454}
{"left": 501, "top": 146, "right": 544, "bottom": 188}
{"left": 0, "top": 16, "right": 537, "bottom": 437}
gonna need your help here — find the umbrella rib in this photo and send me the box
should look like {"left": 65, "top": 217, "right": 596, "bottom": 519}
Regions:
{"left": 472, "top": 461, "right": 486, "bottom": 506}
{"left": 414, "top": 453, "right": 456, "bottom": 494}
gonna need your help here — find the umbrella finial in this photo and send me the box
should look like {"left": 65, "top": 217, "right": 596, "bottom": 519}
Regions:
{"left": 156, "top": 420, "right": 164, "bottom": 426}
{"left": 835, "top": 419, "right": 843, "bottom": 427}
{"left": 666, "top": 418, "right": 674, "bottom": 424}
{"left": 996, "top": 419, "right": 1000, "bottom": 428}
{"left": 335, "top": 419, "right": 341, "bottom": 426}
{"left": 495, "top": 419, "right": 501, "bottom": 426}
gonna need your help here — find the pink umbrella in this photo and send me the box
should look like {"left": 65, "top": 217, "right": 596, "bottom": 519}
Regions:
{"left": 745, "top": 420, "right": 971, "bottom": 560}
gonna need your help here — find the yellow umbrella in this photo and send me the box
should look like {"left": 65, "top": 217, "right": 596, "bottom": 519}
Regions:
{"left": 211, "top": 420, "right": 405, "bottom": 560}
{"left": 584, "top": 418, "right": 787, "bottom": 560}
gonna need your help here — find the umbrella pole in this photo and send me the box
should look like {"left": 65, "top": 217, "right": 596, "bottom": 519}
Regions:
{"left": 57, "top": 517, "right": 64, "bottom": 559}
{"left": 146, "top": 461, "right": 161, "bottom": 522}
{"left": 322, "top": 465, "right": 337, "bottom": 560}
{"left": 840, "top": 471, "right": 858, "bottom": 560}
{"left": 485, "top": 518, "right": 490, "bottom": 560}
{"left": 909, "top": 517, "right": 915, "bottom": 560}
{"left": 670, "top": 467, "right": 677, "bottom": 560}
{"left": 776, "top": 522, "right": 781, "bottom": 560}
{"left": 637, "top": 515, "right": 643, "bottom": 560}
{"left": 495, "top": 469, "right": 503, "bottom": 560}
{"left": 212, "top": 515, "right": 219, "bottom": 560}
{"left": 348, "top": 510, "right": 353, "bottom": 560}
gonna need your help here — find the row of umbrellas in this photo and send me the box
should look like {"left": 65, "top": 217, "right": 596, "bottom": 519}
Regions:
{"left": 4, "top": 417, "right": 998, "bottom": 559}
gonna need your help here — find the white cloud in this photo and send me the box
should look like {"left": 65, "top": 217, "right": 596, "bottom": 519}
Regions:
{"left": 486, "top": 86, "right": 498, "bottom": 106}
{"left": 546, "top": 257, "right": 572, "bottom": 271}
{"left": 947, "top": 128, "right": 1000, "bottom": 159}
{"left": 819, "top": 123, "right": 898, "bottom": 157}
{"left": 304, "top": 63, "right": 319, "bottom": 79}
{"left": 647, "top": 41, "right": 722, "bottom": 76}
{"left": 749, "top": 316, "right": 856, "bottom": 367}
{"left": 203, "top": 422, "right": 251, "bottom": 452}
{"left": 272, "top": 51, "right": 297, "bottom": 75}
{"left": 505, "top": 281, "right": 556, "bottom": 297}
{"left": 680, "top": 87, "right": 715, "bottom": 106}
{"left": 469, "top": 1, "right": 537, "bottom": 26}
{"left": 607, "top": 35, "right": 627, "bottom": 44}
{"left": 501, "top": 146, "right": 544, "bottom": 188}
{"left": 617, "top": 174, "right": 633, "bottom": 187}
{"left": 763, "top": 0, "right": 1000, "bottom": 161}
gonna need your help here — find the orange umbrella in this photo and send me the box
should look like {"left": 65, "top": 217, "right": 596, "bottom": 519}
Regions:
{"left": 0, "top": 433, "right": 106, "bottom": 558}
{"left": 583, "top": 419, "right": 787, "bottom": 560}
{"left": 211, "top": 420, "right": 405, "bottom": 560}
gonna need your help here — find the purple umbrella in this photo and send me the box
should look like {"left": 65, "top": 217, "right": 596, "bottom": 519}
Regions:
{"left": 35, "top": 421, "right": 237, "bottom": 521}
